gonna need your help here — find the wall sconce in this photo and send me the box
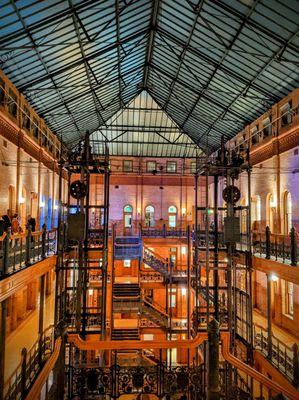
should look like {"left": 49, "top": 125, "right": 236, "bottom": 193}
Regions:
{"left": 88, "top": 289, "right": 94, "bottom": 296}
{"left": 19, "top": 196, "right": 25, "bottom": 204}
{"left": 270, "top": 197, "right": 276, "bottom": 208}
{"left": 270, "top": 274, "right": 279, "bottom": 282}
{"left": 181, "top": 287, "right": 187, "bottom": 296}
{"left": 181, "top": 207, "right": 186, "bottom": 216}
{"left": 181, "top": 246, "right": 186, "bottom": 255}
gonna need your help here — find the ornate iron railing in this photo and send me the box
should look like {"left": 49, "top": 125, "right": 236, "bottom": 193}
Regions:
{"left": 253, "top": 323, "right": 298, "bottom": 385}
{"left": 0, "top": 227, "right": 57, "bottom": 277}
{"left": 143, "top": 247, "right": 170, "bottom": 277}
{"left": 252, "top": 227, "right": 298, "bottom": 266}
{"left": 68, "top": 362, "right": 286, "bottom": 399}
{"left": 4, "top": 326, "right": 55, "bottom": 400}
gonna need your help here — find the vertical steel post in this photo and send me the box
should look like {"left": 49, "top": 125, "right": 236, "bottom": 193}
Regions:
{"left": 213, "top": 175, "right": 219, "bottom": 321}
{"left": 82, "top": 132, "right": 91, "bottom": 338}
{"left": 205, "top": 167, "right": 210, "bottom": 325}
{"left": 187, "top": 225, "right": 191, "bottom": 367}
{"left": 101, "top": 146, "right": 110, "bottom": 339}
{"left": 0, "top": 300, "right": 7, "bottom": 400}
{"left": 207, "top": 319, "right": 220, "bottom": 400}
{"left": 267, "top": 274, "right": 273, "bottom": 359}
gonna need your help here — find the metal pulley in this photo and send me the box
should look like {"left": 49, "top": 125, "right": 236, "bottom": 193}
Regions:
{"left": 222, "top": 185, "right": 241, "bottom": 204}
{"left": 70, "top": 180, "right": 87, "bottom": 199}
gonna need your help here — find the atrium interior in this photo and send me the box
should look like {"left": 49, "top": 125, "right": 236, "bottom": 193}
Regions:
{"left": 0, "top": 1, "right": 298, "bottom": 399}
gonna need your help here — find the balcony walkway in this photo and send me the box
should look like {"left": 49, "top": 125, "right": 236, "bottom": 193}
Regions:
{"left": 4, "top": 290, "right": 55, "bottom": 381}
{"left": 253, "top": 309, "right": 298, "bottom": 346}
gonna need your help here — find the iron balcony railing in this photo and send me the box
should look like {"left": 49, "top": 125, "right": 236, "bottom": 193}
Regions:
{"left": 4, "top": 326, "right": 55, "bottom": 400}
{"left": 251, "top": 226, "right": 298, "bottom": 266}
{"left": 253, "top": 323, "right": 299, "bottom": 386}
{"left": 0, "top": 227, "right": 57, "bottom": 278}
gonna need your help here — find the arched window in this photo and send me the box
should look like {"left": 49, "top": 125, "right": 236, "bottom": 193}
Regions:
{"left": 266, "top": 193, "right": 275, "bottom": 232}
{"left": 282, "top": 191, "right": 292, "bottom": 234}
{"left": 47, "top": 198, "right": 52, "bottom": 229}
{"left": 145, "top": 205, "right": 155, "bottom": 227}
{"left": 240, "top": 198, "right": 247, "bottom": 234}
{"left": 40, "top": 195, "right": 46, "bottom": 229}
{"left": 251, "top": 195, "right": 261, "bottom": 230}
{"left": 123, "top": 205, "right": 133, "bottom": 228}
{"left": 168, "top": 205, "right": 177, "bottom": 228}
{"left": 30, "top": 192, "right": 38, "bottom": 220}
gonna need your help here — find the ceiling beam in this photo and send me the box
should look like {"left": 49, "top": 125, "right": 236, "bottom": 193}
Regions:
{"left": 142, "top": 0, "right": 160, "bottom": 88}
{"left": 163, "top": 0, "right": 205, "bottom": 109}
{"left": 18, "top": 28, "right": 148, "bottom": 91}
{"left": 180, "top": 0, "right": 260, "bottom": 129}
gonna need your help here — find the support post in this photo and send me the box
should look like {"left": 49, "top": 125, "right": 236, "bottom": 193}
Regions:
{"left": 213, "top": 175, "right": 219, "bottom": 321}
{"left": 265, "top": 226, "right": 271, "bottom": 259}
{"left": 293, "top": 343, "right": 299, "bottom": 389}
{"left": 266, "top": 274, "right": 273, "bottom": 360}
{"left": 163, "top": 223, "right": 166, "bottom": 238}
{"left": 20, "top": 347, "right": 27, "bottom": 399}
{"left": 2, "top": 230, "right": 10, "bottom": 275}
{"left": 290, "top": 227, "right": 297, "bottom": 267}
{"left": 41, "top": 224, "right": 47, "bottom": 259}
{"left": 25, "top": 227, "right": 32, "bottom": 266}
{"left": 0, "top": 300, "right": 7, "bottom": 400}
{"left": 38, "top": 274, "right": 45, "bottom": 365}
{"left": 207, "top": 319, "right": 220, "bottom": 400}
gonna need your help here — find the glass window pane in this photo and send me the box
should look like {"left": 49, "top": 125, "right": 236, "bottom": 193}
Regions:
{"left": 167, "top": 161, "right": 177, "bottom": 172}
{"left": 123, "top": 160, "right": 133, "bottom": 172}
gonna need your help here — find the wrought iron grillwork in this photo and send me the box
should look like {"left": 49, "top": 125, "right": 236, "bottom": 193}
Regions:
{"left": 71, "top": 364, "right": 204, "bottom": 398}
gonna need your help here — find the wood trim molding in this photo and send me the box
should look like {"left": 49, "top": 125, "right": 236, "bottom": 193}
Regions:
{"left": 235, "top": 254, "right": 299, "bottom": 285}
{"left": 0, "top": 256, "right": 57, "bottom": 302}
{"left": 24, "top": 337, "right": 61, "bottom": 400}
{"left": 67, "top": 332, "right": 208, "bottom": 350}
{"left": 250, "top": 126, "right": 299, "bottom": 165}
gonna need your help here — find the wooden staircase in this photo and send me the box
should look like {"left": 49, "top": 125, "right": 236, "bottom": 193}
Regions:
{"left": 141, "top": 297, "right": 169, "bottom": 329}
{"left": 113, "top": 283, "right": 140, "bottom": 299}
{"left": 142, "top": 349, "right": 161, "bottom": 364}
{"left": 111, "top": 328, "right": 140, "bottom": 341}
{"left": 143, "top": 247, "right": 169, "bottom": 278}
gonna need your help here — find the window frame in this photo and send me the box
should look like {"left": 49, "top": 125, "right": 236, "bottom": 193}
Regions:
{"left": 166, "top": 161, "right": 177, "bottom": 173}
{"left": 146, "top": 161, "right": 157, "bottom": 172}
{"left": 123, "top": 160, "right": 133, "bottom": 172}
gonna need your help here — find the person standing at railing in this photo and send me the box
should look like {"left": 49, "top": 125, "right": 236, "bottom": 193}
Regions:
{"left": 2, "top": 213, "right": 11, "bottom": 232}
{"left": 11, "top": 213, "right": 22, "bottom": 234}
{"left": 0, "top": 217, "right": 5, "bottom": 236}
{"left": 26, "top": 215, "right": 36, "bottom": 232}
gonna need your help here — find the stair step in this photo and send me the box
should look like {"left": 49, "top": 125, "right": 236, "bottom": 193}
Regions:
{"left": 113, "top": 284, "right": 140, "bottom": 298}
{"left": 111, "top": 329, "right": 140, "bottom": 341}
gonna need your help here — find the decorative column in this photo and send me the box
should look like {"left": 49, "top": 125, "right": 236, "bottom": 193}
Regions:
{"left": 207, "top": 319, "right": 220, "bottom": 400}
{"left": 0, "top": 300, "right": 7, "bottom": 400}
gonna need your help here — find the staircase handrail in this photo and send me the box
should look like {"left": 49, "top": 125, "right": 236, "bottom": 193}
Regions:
{"left": 142, "top": 296, "right": 169, "bottom": 318}
{"left": 221, "top": 332, "right": 299, "bottom": 400}
{"left": 143, "top": 246, "right": 168, "bottom": 264}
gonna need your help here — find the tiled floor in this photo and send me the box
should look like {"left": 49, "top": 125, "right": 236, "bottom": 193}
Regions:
{"left": 5, "top": 292, "right": 55, "bottom": 381}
